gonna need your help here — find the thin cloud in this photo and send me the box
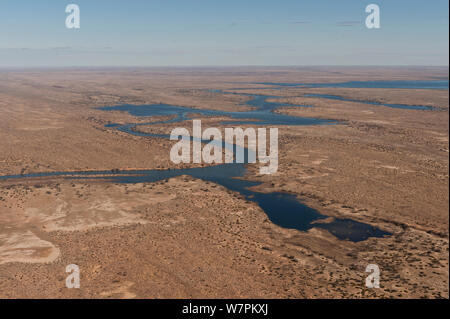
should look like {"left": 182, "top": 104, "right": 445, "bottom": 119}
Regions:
{"left": 51, "top": 46, "right": 73, "bottom": 51}
{"left": 336, "top": 21, "right": 361, "bottom": 27}
{"left": 292, "top": 20, "right": 311, "bottom": 25}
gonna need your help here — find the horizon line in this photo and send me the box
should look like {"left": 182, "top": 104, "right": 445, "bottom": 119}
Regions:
{"left": 1, "top": 65, "right": 449, "bottom": 70}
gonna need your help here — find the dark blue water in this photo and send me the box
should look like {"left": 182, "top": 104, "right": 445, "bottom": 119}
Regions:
{"left": 100, "top": 93, "right": 322, "bottom": 127}
{"left": 251, "top": 80, "right": 449, "bottom": 90}
{"left": 0, "top": 91, "right": 392, "bottom": 242}
{"left": 304, "top": 94, "right": 434, "bottom": 110}
{"left": 0, "top": 164, "right": 389, "bottom": 242}
{"left": 231, "top": 81, "right": 448, "bottom": 110}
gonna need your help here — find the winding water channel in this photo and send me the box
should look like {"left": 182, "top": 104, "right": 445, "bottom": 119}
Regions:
{"left": 4, "top": 81, "right": 446, "bottom": 240}
{"left": 4, "top": 81, "right": 447, "bottom": 240}
{"left": 0, "top": 84, "right": 412, "bottom": 241}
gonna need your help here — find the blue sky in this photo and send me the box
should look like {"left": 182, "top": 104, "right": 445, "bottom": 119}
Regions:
{"left": 0, "top": 0, "right": 448, "bottom": 67}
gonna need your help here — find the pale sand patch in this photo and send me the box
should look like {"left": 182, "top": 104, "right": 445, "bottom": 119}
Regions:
{"left": 379, "top": 165, "right": 399, "bottom": 170}
{"left": 100, "top": 281, "right": 137, "bottom": 299}
{"left": 0, "top": 231, "right": 60, "bottom": 264}
{"left": 311, "top": 157, "right": 328, "bottom": 165}
{"left": 19, "top": 186, "right": 177, "bottom": 232}
{"left": 23, "top": 198, "right": 146, "bottom": 232}
{"left": 0, "top": 183, "right": 179, "bottom": 264}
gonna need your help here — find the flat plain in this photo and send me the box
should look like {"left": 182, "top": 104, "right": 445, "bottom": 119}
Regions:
{"left": 0, "top": 66, "right": 448, "bottom": 298}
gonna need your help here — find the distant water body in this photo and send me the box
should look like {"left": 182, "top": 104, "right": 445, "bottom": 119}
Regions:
{"left": 234, "top": 80, "right": 447, "bottom": 110}
{"left": 303, "top": 94, "right": 435, "bottom": 110}
{"left": 251, "top": 80, "right": 449, "bottom": 90}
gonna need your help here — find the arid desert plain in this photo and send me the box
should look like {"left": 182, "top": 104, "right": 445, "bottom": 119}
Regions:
{"left": 0, "top": 66, "right": 448, "bottom": 298}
